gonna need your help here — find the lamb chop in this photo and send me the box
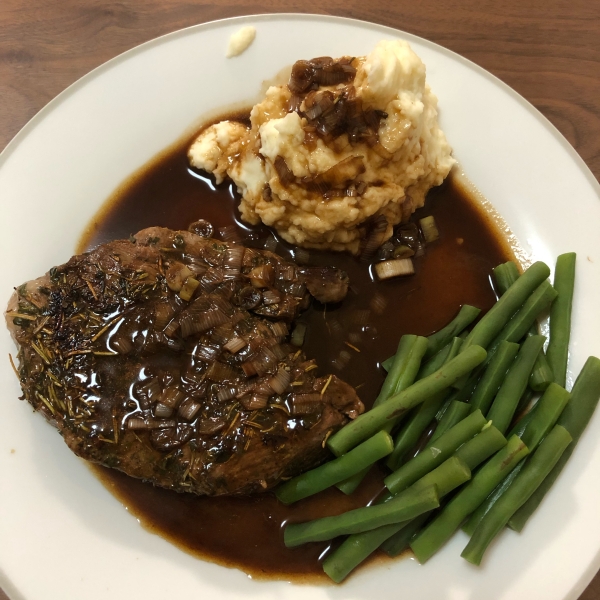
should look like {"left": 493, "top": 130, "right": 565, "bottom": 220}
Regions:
{"left": 5, "top": 226, "right": 362, "bottom": 496}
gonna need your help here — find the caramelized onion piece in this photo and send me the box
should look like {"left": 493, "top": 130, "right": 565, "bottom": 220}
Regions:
{"left": 361, "top": 214, "right": 389, "bottom": 262}
{"left": 179, "top": 308, "right": 228, "bottom": 337}
{"left": 178, "top": 397, "right": 202, "bottom": 421}
{"left": 166, "top": 265, "right": 193, "bottom": 292}
{"left": 160, "top": 387, "right": 184, "bottom": 409}
{"left": 291, "top": 323, "right": 307, "bottom": 347}
{"left": 154, "top": 402, "right": 174, "bottom": 418}
{"left": 320, "top": 156, "right": 366, "bottom": 188}
{"left": 127, "top": 417, "right": 176, "bottom": 430}
{"left": 240, "top": 393, "right": 269, "bottom": 410}
{"left": 290, "top": 393, "right": 323, "bottom": 416}
{"left": 248, "top": 264, "right": 275, "bottom": 288}
{"left": 268, "top": 367, "right": 291, "bottom": 395}
{"left": 197, "top": 416, "right": 227, "bottom": 436}
{"left": 224, "top": 336, "right": 247, "bottom": 353}
{"left": 288, "top": 60, "right": 314, "bottom": 94}
{"left": 218, "top": 225, "right": 242, "bottom": 244}
{"left": 375, "top": 258, "right": 415, "bottom": 280}
{"left": 274, "top": 156, "right": 295, "bottom": 187}
{"left": 205, "top": 361, "right": 237, "bottom": 382}
{"left": 262, "top": 290, "right": 282, "bottom": 305}
{"left": 269, "top": 321, "right": 289, "bottom": 339}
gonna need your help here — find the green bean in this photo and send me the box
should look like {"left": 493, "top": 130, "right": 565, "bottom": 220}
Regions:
{"left": 426, "top": 401, "right": 471, "bottom": 446}
{"left": 424, "top": 305, "right": 481, "bottom": 359}
{"left": 509, "top": 356, "right": 600, "bottom": 531}
{"left": 322, "top": 520, "right": 410, "bottom": 583}
{"left": 373, "top": 336, "right": 428, "bottom": 408}
{"left": 381, "top": 355, "right": 394, "bottom": 372}
{"left": 385, "top": 338, "right": 465, "bottom": 470}
{"left": 276, "top": 430, "right": 393, "bottom": 504}
{"left": 411, "top": 435, "right": 529, "bottom": 563}
{"left": 529, "top": 350, "right": 555, "bottom": 392}
{"left": 327, "top": 345, "right": 487, "bottom": 457}
{"left": 418, "top": 337, "right": 459, "bottom": 380}
{"left": 462, "top": 386, "right": 566, "bottom": 533}
{"left": 461, "top": 261, "right": 550, "bottom": 352}
{"left": 385, "top": 392, "right": 447, "bottom": 471}
{"left": 514, "top": 387, "right": 535, "bottom": 417}
{"left": 493, "top": 260, "right": 555, "bottom": 393}
{"left": 470, "top": 341, "right": 519, "bottom": 416}
{"left": 380, "top": 513, "right": 430, "bottom": 557}
{"left": 462, "top": 425, "right": 572, "bottom": 565}
{"left": 384, "top": 410, "right": 487, "bottom": 495}
{"left": 487, "top": 281, "right": 557, "bottom": 355}
{"left": 322, "top": 457, "right": 471, "bottom": 582}
{"left": 546, "top": 253, "right": 576, "bottom": 387}
{"left": 493, "top": 261, "right": 520, "bottom": 295}
{"left": 463, "top": 462, "right": 520, "bottom": 535}
{"left": 284, "top": 485, "right": 439, "bottom": 547}
{"left": 520, "top": 383, "right": 570, "bottom": 449}
{"left": 337, "top": 336, "right": 427, "bottom": 495}
{"left": 486, "top": 335, "right": 545, "bottom": 434}
{"left": 454, "top": 425, "right": 507, "bottom": 470}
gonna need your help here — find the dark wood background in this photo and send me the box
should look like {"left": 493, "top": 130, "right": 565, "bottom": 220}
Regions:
{"left": 1, "top": 0, "right": 599, "bottom": 598}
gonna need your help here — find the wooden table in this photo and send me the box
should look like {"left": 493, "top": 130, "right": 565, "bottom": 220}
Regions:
{"left": 1, "top": 1, "right": 599, "bottom": 598}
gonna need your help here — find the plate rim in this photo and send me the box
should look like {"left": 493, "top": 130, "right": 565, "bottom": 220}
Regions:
{"left": 1, "top": 12, "right": 600, "bottom": 600}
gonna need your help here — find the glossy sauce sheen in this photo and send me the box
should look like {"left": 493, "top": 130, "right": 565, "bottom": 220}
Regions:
{"left": 81, "top": 130, "right": 511, "bottom": 581}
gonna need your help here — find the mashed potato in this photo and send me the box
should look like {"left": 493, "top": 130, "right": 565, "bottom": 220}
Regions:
{"left": 189, "top": 40, "right": 455, "bottom": 254}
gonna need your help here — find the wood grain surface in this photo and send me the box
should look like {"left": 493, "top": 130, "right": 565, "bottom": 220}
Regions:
{"left": 1, "top": 0, "right": 599, "bottom": 599}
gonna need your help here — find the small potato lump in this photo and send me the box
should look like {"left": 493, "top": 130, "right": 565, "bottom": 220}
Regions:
{"left": 189, "top": 40, "right": 455, "bottom": 254}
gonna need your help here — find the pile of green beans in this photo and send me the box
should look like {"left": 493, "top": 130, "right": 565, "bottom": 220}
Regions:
{"left": 271, "top": 254, "right": 600, "bottom": 583}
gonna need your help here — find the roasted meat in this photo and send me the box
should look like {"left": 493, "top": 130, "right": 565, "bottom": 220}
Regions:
{"left": 5, "top": 227, "right": 362, "bottom": 496}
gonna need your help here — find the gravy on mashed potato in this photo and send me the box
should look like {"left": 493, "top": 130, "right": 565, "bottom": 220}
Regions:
{"left": 188, "top": 40, "right": 454, "bottom": 254}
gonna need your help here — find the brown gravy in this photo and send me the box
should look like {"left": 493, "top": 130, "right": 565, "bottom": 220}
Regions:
{"left": 79, "top": 128, "right": 512, "bottom": 582}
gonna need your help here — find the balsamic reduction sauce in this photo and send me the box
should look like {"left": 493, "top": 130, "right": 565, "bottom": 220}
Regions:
{"left": 79, "top": 128, "right": 512, "bottom": 582}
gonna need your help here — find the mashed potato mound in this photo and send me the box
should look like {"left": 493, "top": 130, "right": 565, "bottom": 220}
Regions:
{"left": 189, "top": 40, "right": 455, "bottom": 254}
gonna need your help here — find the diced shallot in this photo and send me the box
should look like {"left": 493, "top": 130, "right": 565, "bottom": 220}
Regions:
{"left": 223, "top": 246, "right": 245, "bottom": 273}
{"left": 268, "top": 368, "right": 291, "bottom": 395}
{"left": 179, "top": 308, "right": 228, "bottom": 337}
{"left": 160, "top": 387, "right": 184, "bottom": 409}
{"left": 291, "top": 323, "right": 307, "bottom": 347}
{"left": 419, "top": 215, "right": 440, "bottom": 243}
{"left": 240, "top": 393, "right": 269, "bottom": 410}
{"left": 375, "top": 258, "right": 415, "bottom": 280}
{"left": 166, "top": 265, "right": 193, "bottom": 292}
{"left": 218, "top": 226, "right": 242, "bottom": 244}
{"left": 178, "top": 397, "right": 202, "bottom": 421}
{"left": 249, "top": 264, "right": 275, "bottom": 288}
{"left": 216, "top": 384, "right": 239, "bottom": 402}
{"left": 205, "top": 361, "right": 238, "bottom": 382}
{"left": 262, "top": 290, "right": 281, "bottom": 305}
{"left": 127, "top": 417, "right": 176, "bottom": 430}
{"left": 154, "top": 402, "right": 174, "bottom": 418}
{"left": 290, "top": 393, "right": 323, "bottom": 416}
{"left": 196, "top": 417, "right": 227, "bottom": 435}
{"left": 179, "top": 277, "right": 200, "bottom": 302}
{"left": 224, "top": 336, "right": 247, "bottom": 353}
{"left": 269, "top": 321, "right": 289, "bottom": 340}
{"left": 361, "top": 214, "right": 389, "bottom": 262}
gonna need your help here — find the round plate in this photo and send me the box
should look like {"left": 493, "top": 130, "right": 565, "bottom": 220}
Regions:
{"left": 1, "top": 13, "right": 600, "bottom": 600}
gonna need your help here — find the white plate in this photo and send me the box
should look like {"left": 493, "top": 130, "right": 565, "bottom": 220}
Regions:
{"left": 1, "top": 13, "right": 600, "bottom": 600}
